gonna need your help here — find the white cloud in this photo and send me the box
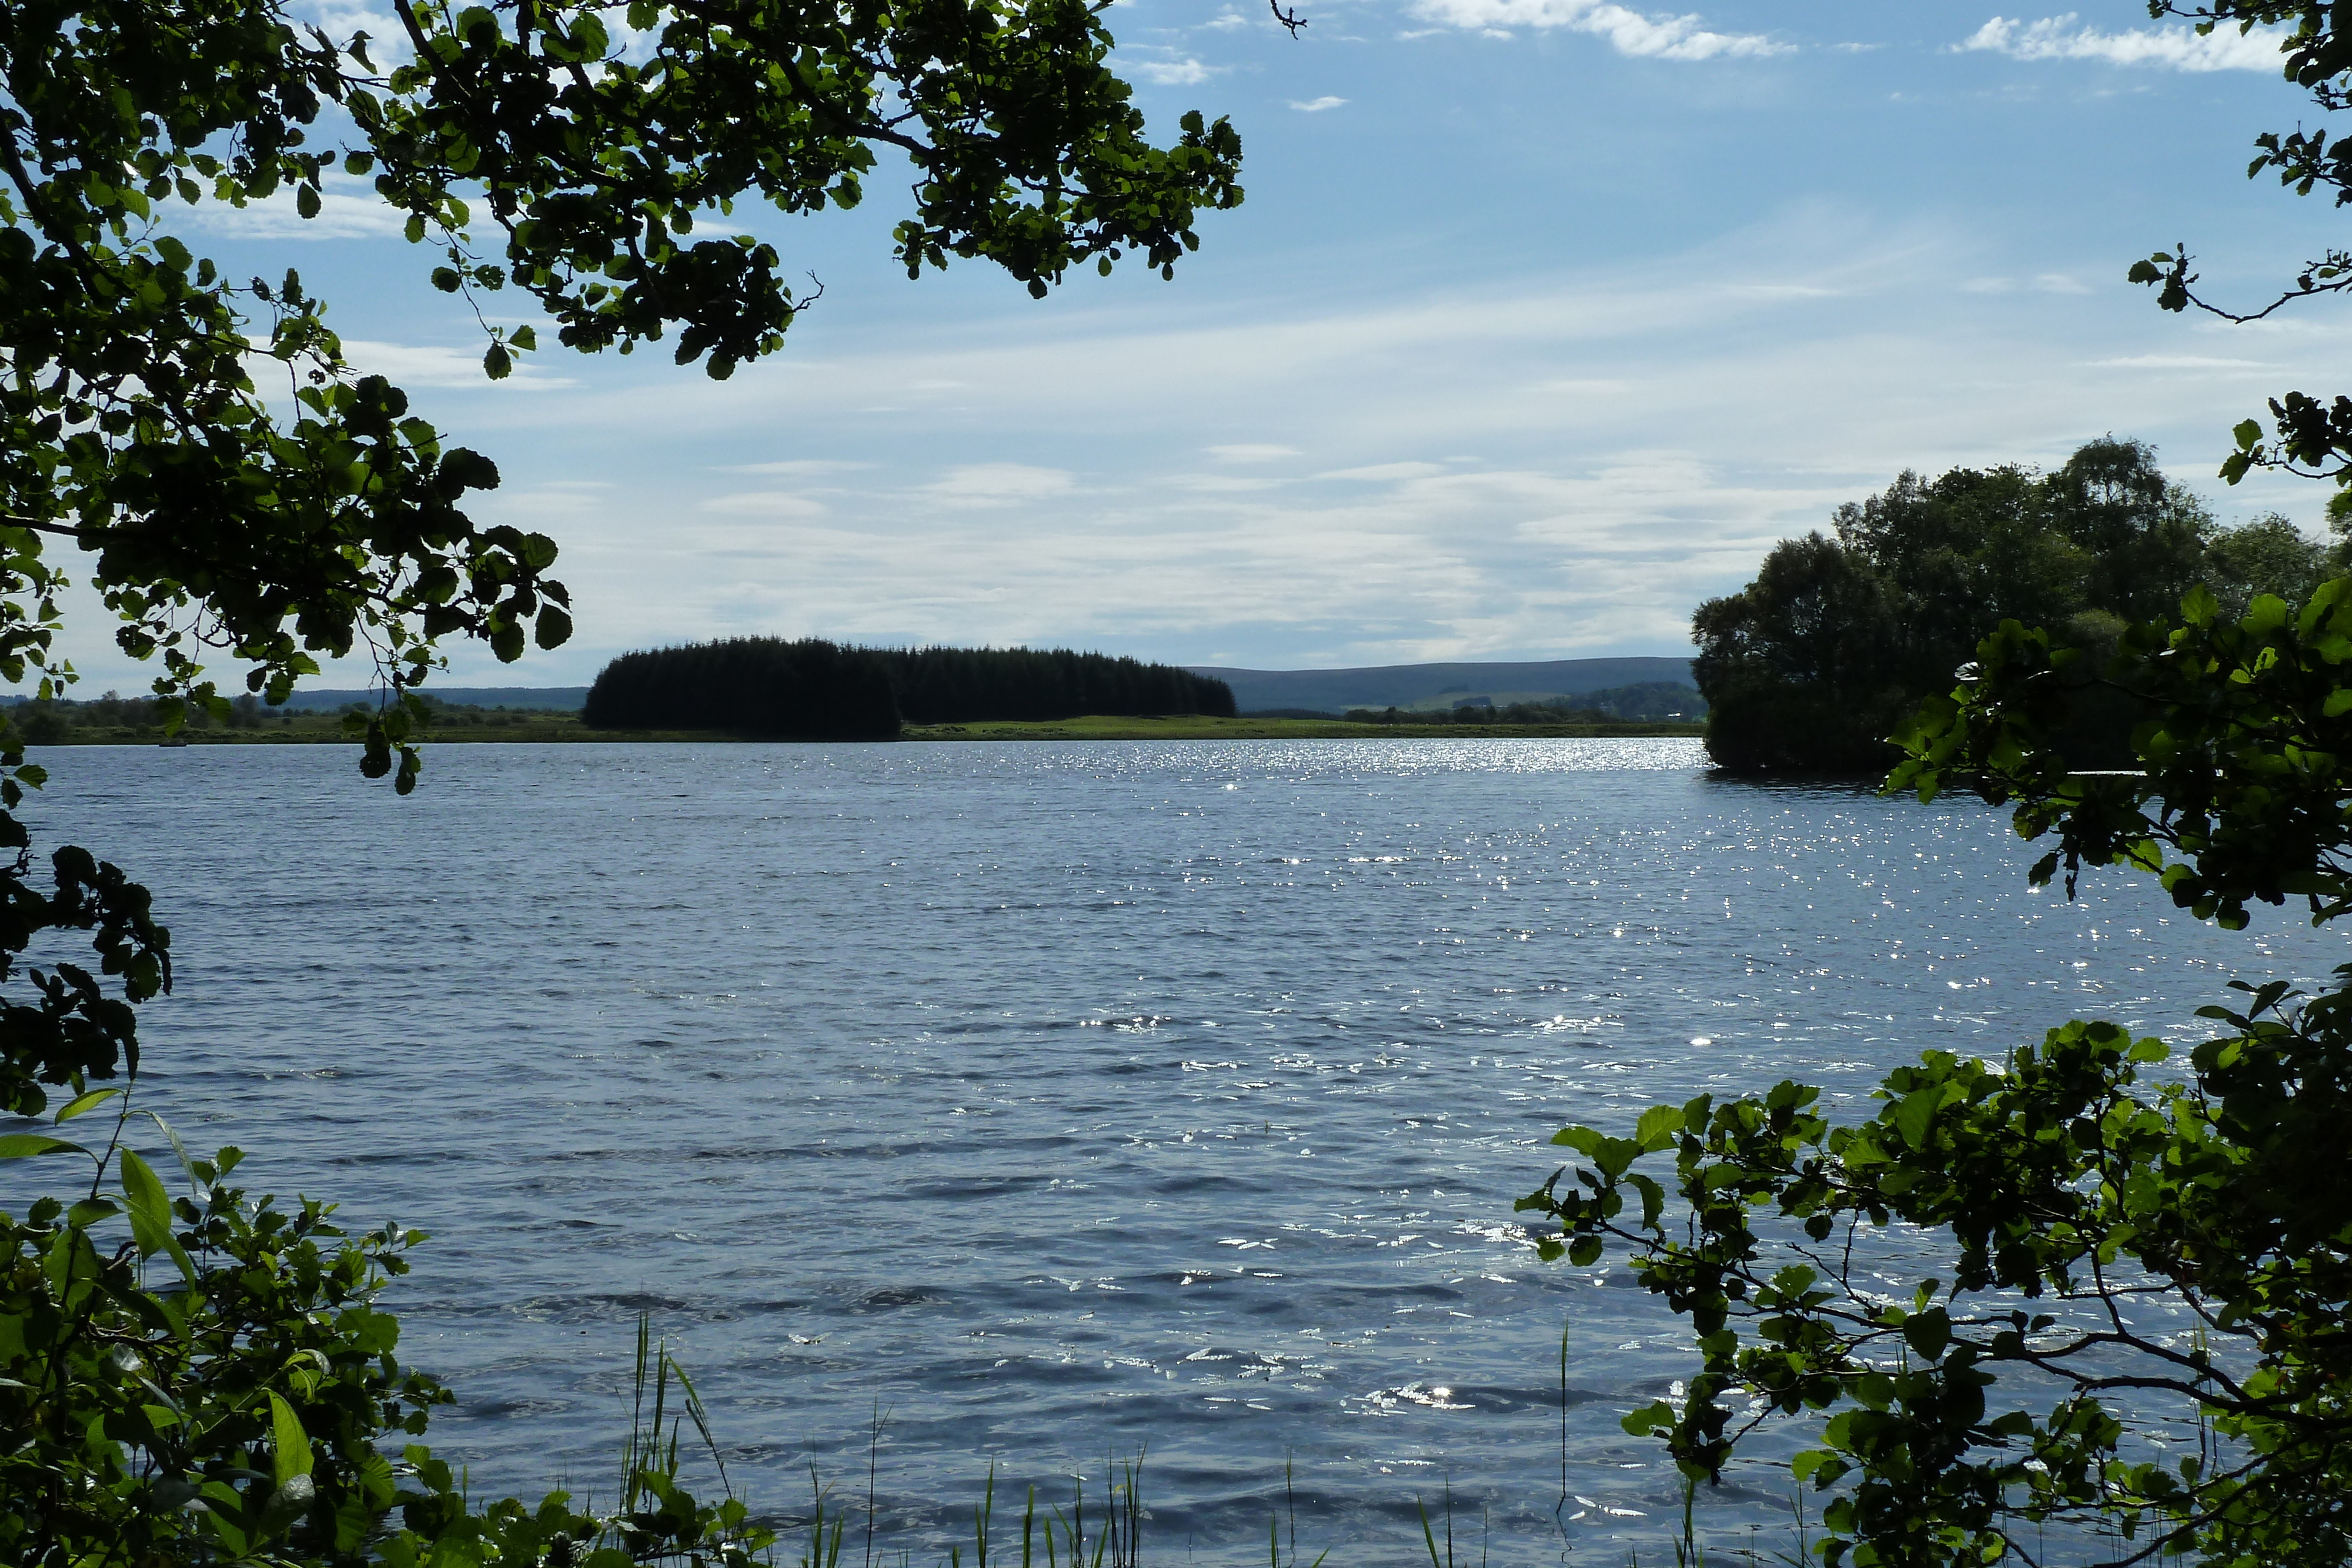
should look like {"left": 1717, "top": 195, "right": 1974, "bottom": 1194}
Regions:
{"left": 1290, "top": 95, "right": 1349, "bottom": 111}
{"left": 1408, "top": 0, "right": 1787, "bottom": 59}
{"left": 166, "top": 208, "right": 2334, "bottom": 690}
{"left": 924, "top": 464, "right": 1077, "bottom": 506}
{"left": 723, "top": 459, "right": 874, "bottom": 476}
{"left": 1127, "top": 56, "right": 1215, "bottom": 85}
{"left": 186, "top": 173, "right": 410, "bottom": 241}
{"left": 336, "top": 340, "right": 577, "bottom": 390}
{"left": 701, "top": 492, "right": 829, "bottom": 517}
{"left": 1204, "top": 9, "right": 1250, "bottom": 27}
{"left": 2092, "top": 353, "right": 2271, "bottom": 370}
{"left": 1174, "top": 474, "right": 1287, "bottom": 493}
{"left": 1317, "top": 461, "right": 1450, "bottom": 482}
{"left": 1961, "top": 273, "right": 2095, "bottom": 295}
{"left": 1957, "top": 14, "right": 2287, "bottom": 71}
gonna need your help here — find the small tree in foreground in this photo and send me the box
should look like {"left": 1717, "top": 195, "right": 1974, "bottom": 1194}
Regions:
{"left": 1521, "top": 581, "right": 2352, "bottom": 1566}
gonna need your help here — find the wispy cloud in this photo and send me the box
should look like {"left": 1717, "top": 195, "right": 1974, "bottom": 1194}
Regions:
{"left": 1290, "top": 95, "right": 1348, "bottom": 111}
{"left": 2092, "top": 353, "right": 2272, "bottom": 370}
{"left": 336, "top": 340, "right": 577, "bottom": 390}
{"left": 701, "top": 492, "right": 828, "bottom": 517}
{"left": 723, "top": 459, "right": 874, "bottom": 477}
{"left": 923, "top": 464, "right": 1077, "bottom": 506}
{"left": 1407, "top": 0, "right": 1787, "bottom": 59}
{"left": 1957, "top": 14, "right": 2286, "bottom": 71}
{"left": 1960, "top": 272, "right": 2094, "bottom": 295}
{"left": 467, "top": 208, "right": 2336, "bottom": 677}
{"left": 1318, "top": 462, "right": 1449, "bottom": 482}
{"left": 1125, "top": 56, "right": 1216, "bottom": 86}
{"left": 186, "top": 173, "right": 410, "bottom": 241}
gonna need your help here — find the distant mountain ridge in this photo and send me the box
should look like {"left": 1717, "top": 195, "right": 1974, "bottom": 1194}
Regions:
{"left": 1185, "top": 657, "right": 1696, "bottom": 716}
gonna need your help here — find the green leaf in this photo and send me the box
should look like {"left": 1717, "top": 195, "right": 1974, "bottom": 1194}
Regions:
{"left": 1551, "top": 1125, "right": 1602, "bottom": 1156}
{"left": 270, "top": 1392, "right": 316, "bottom": 1484}
{"left": 1901, "top": 1306, "right": 1951, "bottom": 1359}
{"left": 65, "top": 1197, "right": 119, "bottom": 1228}
{"left": 1626, "top": 1172, "right": 1666, "bottom": 1229}
{"left": 1892, "top": 1085, "right": 1943, "bottom": 1149}
{"left": 0, "top": 1134, "right": 86, "bottom": 1159}
{"left": 1620, "top": 1399, "right": 1673, "bottom": 1435}
{"left": 118, "top": 1149, "right": 173, "bottom": 1257}
{"left": 1633, "top": 1104, "right": 1683, "bottom": 1151}
{"left": 54, "top": 1088, "right": 122, "bottom": 1124}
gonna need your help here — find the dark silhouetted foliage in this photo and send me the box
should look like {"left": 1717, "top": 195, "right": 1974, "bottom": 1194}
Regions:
{"left": 584, "top": 638, "right": 903, "bottom": 738}
{"left": 880, "top": 646, "right": 1235, "bottom": 723}
{"left": 1688, "top": 437, "right": 2321, "bottom": 774}
{"left": 583, "top": 640, "right": 1234, "bottom": 735}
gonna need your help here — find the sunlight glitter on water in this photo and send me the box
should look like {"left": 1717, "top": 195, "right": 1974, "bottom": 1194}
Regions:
{"left": 5, "top": 739, "right": 2336, "bottom": 1563}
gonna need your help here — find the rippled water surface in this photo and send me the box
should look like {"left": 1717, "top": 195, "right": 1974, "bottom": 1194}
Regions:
{"left": 12, "top": 739, "right": 2343, "bottom": 1562}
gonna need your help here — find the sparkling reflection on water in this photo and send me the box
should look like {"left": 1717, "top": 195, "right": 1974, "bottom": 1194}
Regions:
{"left": 9, "top": 738, "right": 2341, "bottom": 1562}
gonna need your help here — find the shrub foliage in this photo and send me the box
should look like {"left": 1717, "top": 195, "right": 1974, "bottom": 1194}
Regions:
{"left": 1523, "top": 581, "right": 2352, "bottom": 1566}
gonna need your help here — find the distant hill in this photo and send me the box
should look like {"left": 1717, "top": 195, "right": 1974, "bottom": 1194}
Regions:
{"left": 270, "top": 686, "right": 590, "bottom": 712}
{"left": 1187, "top": 657, "right": 1695, "bottom": 717}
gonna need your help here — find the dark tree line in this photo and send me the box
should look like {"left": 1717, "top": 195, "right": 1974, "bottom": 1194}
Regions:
{"left": 582, "top": 638, "right": 1236, "bottom": 737}
{"left": 881, "top": 644, "right": 1235, "bottom": 723}
{"left": 1694, "top": 437, "right": 2340, "bottom": 773}
{"left": 584, "top": 639, "right": 903, "bottom": 738}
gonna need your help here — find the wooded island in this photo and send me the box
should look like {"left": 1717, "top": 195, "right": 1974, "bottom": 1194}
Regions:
{"left": 1694, "top": 437, "right": 2341, "bottom": 773}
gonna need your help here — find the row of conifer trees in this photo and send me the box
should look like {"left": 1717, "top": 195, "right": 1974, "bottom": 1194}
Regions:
{"left": 582, "top": 638, "right": 1237, "bottom": 737}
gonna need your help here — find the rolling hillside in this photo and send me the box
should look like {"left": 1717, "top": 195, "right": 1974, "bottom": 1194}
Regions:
{"left": 1185, "top": 657, "right": 1696, "bottom": 716}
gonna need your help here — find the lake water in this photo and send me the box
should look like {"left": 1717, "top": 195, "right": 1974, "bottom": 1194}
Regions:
{"left": 9, "top": 738, "right": 2341, "bottom": 1563}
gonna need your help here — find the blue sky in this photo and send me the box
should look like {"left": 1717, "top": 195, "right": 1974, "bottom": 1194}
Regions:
{"left": 71, "top": 2, "right": 2352, "bottom": 688}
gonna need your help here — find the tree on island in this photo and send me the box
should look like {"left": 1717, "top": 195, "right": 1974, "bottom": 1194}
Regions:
{"left": 0, "top": 0, "right": 1245, "bottom": 1559}
{"left": 1693, "top": 439, "right": 2327, "bottom": 775}
{"left": 1529, "top": 5, "right": 2352, "bottom": 1563}
{"left": 581, "top": 638, "right": 1239, "bottom": 735}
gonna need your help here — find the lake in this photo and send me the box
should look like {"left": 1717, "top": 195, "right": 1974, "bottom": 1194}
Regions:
{"left": 11, "top": 738, "right": 2340, "bottom": 1563}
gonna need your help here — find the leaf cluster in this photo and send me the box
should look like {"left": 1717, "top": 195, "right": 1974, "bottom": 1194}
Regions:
{"left": 1689, "top": 440, "right": 2261, "bottom": 776}
{"left": 1534, "top": 581, "right": 2352, "bottom": 1566}
{"left": 1893, "top": 580, "right": 2352, "bottom": 930}
{"left": 1, "top": 1116, "right": 773, "bottom": 1566}
{"left": 1523, "top": 992, "right": 2352, "bottom": 1567}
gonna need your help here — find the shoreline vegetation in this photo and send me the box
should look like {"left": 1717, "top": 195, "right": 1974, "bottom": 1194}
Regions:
{"left": 13, "top": 707, "right": 1707, "bottom": 746}
{"left": 1694, "top": 436, "right": 2344, "bottom": 775}
{"left": 584, "top": 637, "right": 1241, "bottom": 737}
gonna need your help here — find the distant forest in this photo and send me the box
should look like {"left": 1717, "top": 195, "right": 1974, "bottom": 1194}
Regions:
{"left": 583, "top": 638, "right": 1237, "bottom": 737}
{"left": 1696, "top": 437, "right": 2343, "bottom": 773}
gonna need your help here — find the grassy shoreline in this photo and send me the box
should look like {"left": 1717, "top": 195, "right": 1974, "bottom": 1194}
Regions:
{"left": 29, "top": 713, "right": 1706, "bottom": 747}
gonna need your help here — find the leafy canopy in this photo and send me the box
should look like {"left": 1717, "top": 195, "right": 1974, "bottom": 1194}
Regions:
{"left": 1689, "top": 440, "right": 2257, "bottom": 775}
{"left": 1522, "top": 9, "right": 2352, "bottom": 1562}
{"left": 1528, "top": 592, "right": 2352, "bottom": 1566}
{"left": 0, "top": 0, "right": 1246, "bottom": 1559}
{"left": 1, "top": 0, "right": 1242, "bottom": 783}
